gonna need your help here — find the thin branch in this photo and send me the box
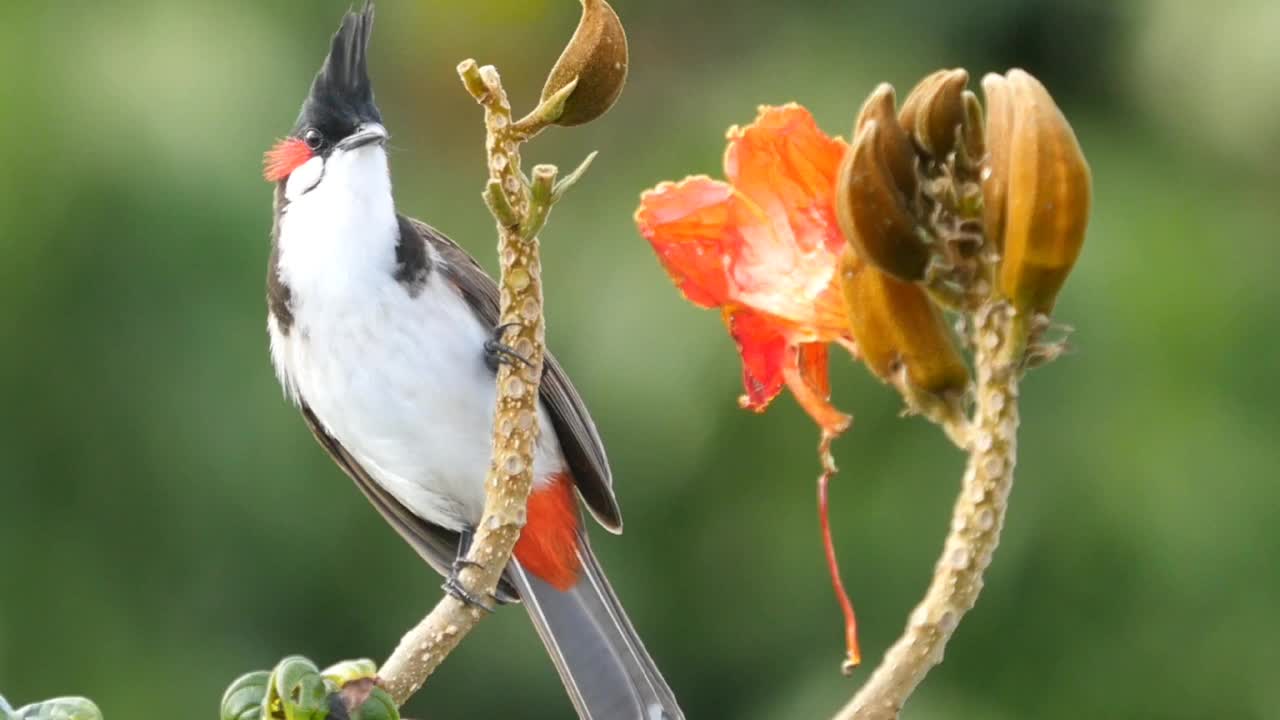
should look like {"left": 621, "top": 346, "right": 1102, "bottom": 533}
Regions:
{"left": 834, "top": 303, "right": 1028, "bottom": 720}
{"left": 377, "top": 59, "right": 555, "bottom": 705}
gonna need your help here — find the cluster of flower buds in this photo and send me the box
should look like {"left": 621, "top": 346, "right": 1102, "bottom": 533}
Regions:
{"left": 834, "top": 67, "right": 1090, "bottom": 411}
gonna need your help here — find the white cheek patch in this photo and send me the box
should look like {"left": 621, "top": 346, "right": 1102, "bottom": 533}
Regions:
{"left": 285, "top": 155, "right": 325, "bottom": 202}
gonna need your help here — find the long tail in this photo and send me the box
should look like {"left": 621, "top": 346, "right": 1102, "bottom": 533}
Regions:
{"left": 508, "top": 536, "right": 685, "bottom": 720}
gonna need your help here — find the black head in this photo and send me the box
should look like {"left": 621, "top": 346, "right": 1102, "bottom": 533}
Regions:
{"left": 293, "top": 2, "right": 383, "bottom": 156}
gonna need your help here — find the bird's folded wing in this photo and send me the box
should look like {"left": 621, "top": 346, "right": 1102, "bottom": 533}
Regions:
{"left": 405, "top": 216, "right": 623, "bottom": 533}
{"left": 300, "top": 404, "right": 520, "bottom": 601}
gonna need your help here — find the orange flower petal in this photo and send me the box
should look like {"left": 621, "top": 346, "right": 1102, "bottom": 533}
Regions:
{"left": 725, "top": 308, "right": 788, "bottom": 412}
{"left": 637, "top": 177, "right": 757, "bottom": 309}
{"left": 717, "top": 106, "right": 852, "bottom": 334}
{"left": 635, "top": 104, "right": 855, "bottom": 433}
{"left": 783, "top": 345, "right": 851, "bottom": 435}
{"left": 797, "top": 342, "right": 832, "bottom": 399}
{"left": 724, "top": 104, "right": 848, "bottom": 255}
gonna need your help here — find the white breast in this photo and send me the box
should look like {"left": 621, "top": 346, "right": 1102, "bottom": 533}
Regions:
{"left": 268, "top": 144, "right": 562, "bottom": 532}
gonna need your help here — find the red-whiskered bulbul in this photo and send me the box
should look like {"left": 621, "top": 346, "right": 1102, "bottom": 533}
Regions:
{"left": 262, "top": 5, "right": 683, "bottom": 719}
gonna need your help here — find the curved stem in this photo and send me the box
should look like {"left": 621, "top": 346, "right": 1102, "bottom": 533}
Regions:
{"left": 834, "top": 303, "right": 1026, "bottom": 720}
{"left": 378, "top": 60, "right": 551, "bottom": 705}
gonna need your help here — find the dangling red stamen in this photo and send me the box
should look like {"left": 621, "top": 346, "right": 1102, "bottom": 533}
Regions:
{"left": 818, "top": 430, "right": 861, "bottom": 673}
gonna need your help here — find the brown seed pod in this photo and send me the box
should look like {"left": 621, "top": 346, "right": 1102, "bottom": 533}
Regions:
{"left": 836, "top": 120, "right": 930, "bottom": 282}
{"left": 980, "top": 73, "right": 1014, "bottom": 250}
{"left": 838, "top": 248, "right": 969, "bottom": 397}
{"left": 996, "top": 69, "right": 1092, "bottom": 313}
{"left": 540, "top": 0, "right": 629, "bottom": 127}
{"left": 898, "top": 68, "right": 969, "bottom": 160}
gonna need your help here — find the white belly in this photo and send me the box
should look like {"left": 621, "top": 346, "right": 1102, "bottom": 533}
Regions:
{"left": 270, "top": 272, "right": 563, "bottom": 531}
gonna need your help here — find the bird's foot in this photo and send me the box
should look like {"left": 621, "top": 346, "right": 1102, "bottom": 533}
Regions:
{"left": 442, "top": 574, "right": 495, "bottom": 613}
{"left": 444, "top": 529, "right": 495, "bottom": 611}
{"left": 483, "top": 322, "right": 533, "bottom": 372}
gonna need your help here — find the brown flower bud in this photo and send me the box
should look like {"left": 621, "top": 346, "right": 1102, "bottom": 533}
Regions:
{"left": 898, "top": 69, "right": 969, "bottom": 160}
{"left": 541, "top": 0, "right": 629, "bottom": 127}
{"left": 836, "top": 119, "right": 929, "bottom": 282}
{"left": 962, "top": 89, "right": 985, "bottom": 166}
{"left": 980, "top": 73, "right": 1013, "bottom": 249}
{"left": 854, "top": 84, "right": 917, "bottom": 197}
{"left": 838, "top": 248, "right": 969, "bottom": 398}
{"left": 992, "top": 70, "right": 1092, "bottom": 313}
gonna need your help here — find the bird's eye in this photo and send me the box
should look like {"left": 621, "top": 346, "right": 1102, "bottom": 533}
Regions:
{"left": 302, "top": 128, "right": 324, "bottom": 151}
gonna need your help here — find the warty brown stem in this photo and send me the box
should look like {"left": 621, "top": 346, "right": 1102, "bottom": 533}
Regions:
{"left": 834, "top": 304, "right": 1026, "bottom": 720}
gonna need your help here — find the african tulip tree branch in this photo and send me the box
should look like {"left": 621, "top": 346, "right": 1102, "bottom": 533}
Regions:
{"left": 377, "top": 60, "right": 562, "bottom": 705}
{"left": 377, "top": 0, "right": 627, "bottom": 704}
{"left": 834, "top": 305, "right": 1027, "bottom": 720}
{"left": 831, "top": 67, "right": 1089, "bottom": 719}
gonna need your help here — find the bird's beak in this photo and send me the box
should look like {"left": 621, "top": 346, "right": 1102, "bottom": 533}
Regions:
{"left": 337, "top": 123, "right": 389, "bottom": 152}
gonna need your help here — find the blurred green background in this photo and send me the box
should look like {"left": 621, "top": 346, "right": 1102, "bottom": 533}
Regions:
{"left": 2, "top": 0, "right": 1277, "bottom": 718}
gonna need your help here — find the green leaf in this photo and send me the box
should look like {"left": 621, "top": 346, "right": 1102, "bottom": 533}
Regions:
{"left": 320, "top": 659, "right": 378, "bottom": 688}
{"left": 222, "top": 656, "right": 396, "bottom": 720}
{"left": 551, "top": 151, "right": 598, "bottom": 203}
{"left": 268, "top": 656, "right": 328, "bottom": 720}
{"left": 221, "top": 670, "right": 271, "bottom": 720}
{"left": 350, "top": 688, "right": 399, "bottom": 720}
{"left": 11, "top": 698, "right": 102, "bottom": 720}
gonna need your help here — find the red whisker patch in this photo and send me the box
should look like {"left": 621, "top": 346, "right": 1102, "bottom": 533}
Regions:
{"left": 263, "top": 138, "right": 313, "bottom": 182}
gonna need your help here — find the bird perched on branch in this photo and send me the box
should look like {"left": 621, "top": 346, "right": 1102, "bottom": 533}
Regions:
{"left": 262, "top": 4, "right": 683, "bottom": 719}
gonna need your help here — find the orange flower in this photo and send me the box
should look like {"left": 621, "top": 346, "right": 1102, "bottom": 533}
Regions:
{"left": 638, "top": 103, "right": 866, "bottom": 669}
{"left": 635, "top": 104, "right": 852, "bottom": 435}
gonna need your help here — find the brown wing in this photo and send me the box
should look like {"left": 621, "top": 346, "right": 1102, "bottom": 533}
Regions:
{"left": 403, "top": 216, "right": 623, "bottom": 533}
{"left": 299, "top": 404, "right": 520, "bottom": 601}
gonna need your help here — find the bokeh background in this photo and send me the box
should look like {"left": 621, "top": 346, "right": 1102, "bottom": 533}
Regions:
{"left": 2, "top": 0, "right": 1278, "bottom": 718}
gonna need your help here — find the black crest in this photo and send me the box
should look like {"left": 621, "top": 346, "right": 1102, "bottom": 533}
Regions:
{"left": 294, "top": 2, "right": 382, "bottom": 138}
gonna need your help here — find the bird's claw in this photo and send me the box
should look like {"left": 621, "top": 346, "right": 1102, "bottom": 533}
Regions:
{"left": 483, "top": 322, "right": 533, "bottom": 371}
{"left": 445, "top": 528, "right": 495, "bottom": 611}
{"left": 442, "top": 576, "right": 495, "bottom": 613}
